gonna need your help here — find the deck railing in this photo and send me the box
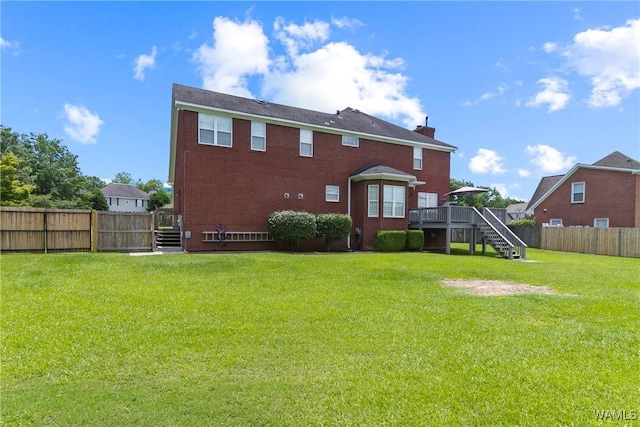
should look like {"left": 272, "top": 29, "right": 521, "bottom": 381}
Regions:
{"left": 408, "top": 206, "right": 475, "bottom": 224}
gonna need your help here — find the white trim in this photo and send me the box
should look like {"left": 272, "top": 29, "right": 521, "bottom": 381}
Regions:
{"left": 383, "top": 185, "right": 405, "bottom": 218}
{"left": 368, "top": 184, "right": 379, "bottom": 218}
{"left": 571, "top": 181, "right": 585, "bottom": 204}
{"left": 251, "top": 121, "right": 266, "bottom": 151}
{"left": 594, "top": 218, "right": 609, "bottom": 228}
{"left": 300, "top": 129, "right": 313, "bottom": 157}
{"left": 325, "top": 185, "right": 340, "bottom": 202}
{"left": 413, "top": 146, "right": 423, "bottom": 170}
{"left": 342, "top": 135, "right": 359, "bottom": 147}
{"left": 351, "top": 172, "right": 417, "bottom": 183}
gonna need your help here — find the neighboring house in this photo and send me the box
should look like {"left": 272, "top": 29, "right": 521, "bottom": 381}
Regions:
{"left": 168, "top": 83, "right": 457, "bottom": 251}
{"left": 100, "top": 183, "right": 150, "bottom": 213}
{"left": 506, "top": 202, "right": 528, "bottom": 223}
{"left": 526, "top": 151, "right": 640, "bottom": 228}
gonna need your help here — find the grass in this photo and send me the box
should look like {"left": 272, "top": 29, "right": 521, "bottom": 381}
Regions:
{"left": 2, "top": 248, "right": 639, "bottom": 426}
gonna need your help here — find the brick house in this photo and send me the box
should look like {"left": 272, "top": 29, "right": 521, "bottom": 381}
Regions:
{"left": 168, "top": 83, "right": 456, "bottom": 251}
{"left": 526, "top": 151, "right": 640, "bottom": 228}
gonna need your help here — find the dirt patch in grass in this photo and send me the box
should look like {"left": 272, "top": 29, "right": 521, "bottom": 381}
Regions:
{"left": 442, "top": 279, "right": 557, "bottom": 296}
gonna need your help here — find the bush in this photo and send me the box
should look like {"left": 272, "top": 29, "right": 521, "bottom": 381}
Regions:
{"left": 316, "top": 213, "right": 352, "bottom": 251}
{"left": 374, "top": 230, "right": 407, "bottom": 252}
{"left": 509, "top": 218, "right": 536, "bottom": 227}
{"left": 406, "top": 230, "right": 424, "bottom": 251}
{"left": 268, "top": 210, "right": 317, "bottom": 251}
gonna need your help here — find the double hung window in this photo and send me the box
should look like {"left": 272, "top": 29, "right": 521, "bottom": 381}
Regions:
{"left": 199, "top": 113, "right": 232, "bottom": 147}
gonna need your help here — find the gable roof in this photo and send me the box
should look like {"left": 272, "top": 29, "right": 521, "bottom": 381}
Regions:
{"left": 349, "top": 163, "right": 417, "bottom": 183}
{"left": 101, "top": 183, "right": 150, "bottom": 199}
{"left": 526, "top": 151, "right": 640, "bottom": 211}
{"left": 593, "top": 151, "right": 640, "bottom": 169}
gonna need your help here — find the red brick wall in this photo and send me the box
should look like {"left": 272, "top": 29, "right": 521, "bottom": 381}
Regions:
{"left": 174, "top": 110, "right": 451, "bottom": 251}
{"left": 535, "top": 168, "right": 640, "bottom": 227}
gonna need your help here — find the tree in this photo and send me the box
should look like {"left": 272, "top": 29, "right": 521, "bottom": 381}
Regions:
{"left": 136, "top": 178, "right": 164, "bottom": 193}
{"left": 82, "top": 189, "right": 109, "bottom": 211}
{"left": 0, "top": 153, "right": 33, "bottom": 205}
{"left": 449, "top": 178, "right": 523, "bottom": 210}
{"left": 113, "top": 172, "right": 134, "bottom": 185}
{"left": 148, "top": 189, "right": 171, "bottom": 211}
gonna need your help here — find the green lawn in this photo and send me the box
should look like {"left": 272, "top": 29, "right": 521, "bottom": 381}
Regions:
{"left": 2, "top": 249, "right": 639, "bottom": 426}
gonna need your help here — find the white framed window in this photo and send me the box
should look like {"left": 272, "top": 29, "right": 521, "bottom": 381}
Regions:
{"left": 383, "top": 185, "right": 405, "bottom": 218}
{"left": 413, "top": 147, "right": 423, "bottom": 170}
{"left": 594, "top": 218, "right": 609, "bottom": 228}
{"left": 251, "top": 121, "right": 266, "bottom": 151}
{"left": 571, "top": 182, "right": 585, "bottom": 204}
{"left": 300, "top": 129, "right": 313, "bottom": 157}
{"left": 342, "top": 135, "right": 359, "bottom": 147}
{"left": 418, "top": 192, "right": 438, "bottom": 208}
{"left": 199, "top": 113, "right": 232, "bottom": 147}
{"left": 325, "top": 185, "right": 340, "bottom": 202}
{"left": 368, "top": 185, "right": 379, "bottom": 217}
{"left": 549, "top": 218, "right": 563, "bottom": 226}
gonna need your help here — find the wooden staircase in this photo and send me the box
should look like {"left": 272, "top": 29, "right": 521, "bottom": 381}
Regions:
{"left": 475, "top": 208, "right": 527, "bottom": 260}
{"left": 155, "top": 230, "right": 182, "bottom": 250}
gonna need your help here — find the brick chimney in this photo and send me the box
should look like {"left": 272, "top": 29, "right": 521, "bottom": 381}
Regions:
{"left": 414, "top": 116, "right": 436, "bottom": 138}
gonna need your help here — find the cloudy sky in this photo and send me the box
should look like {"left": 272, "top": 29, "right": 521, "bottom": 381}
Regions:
{"left": 2, "top": 2, "right": 639, "bottom": 201}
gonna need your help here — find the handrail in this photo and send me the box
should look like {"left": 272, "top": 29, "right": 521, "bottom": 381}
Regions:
{"left": 482, "top": 208, "right": 528, "bottom": 248}
{"left": 471, "top": 207, "right": 515, "bottom": 250}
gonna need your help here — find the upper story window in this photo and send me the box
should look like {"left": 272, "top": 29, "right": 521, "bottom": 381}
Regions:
{"left": 413, "top": 147, "right": 423, "bottom": 170}
{"left": 199, "top": 113, "right": 232, "bottom": 147}
{"left": 300, "top": 129, "right": 313, "bottom": 157}
{"left": 418, "top": 192, "right": 438, "bottom": 208}
{"left": 325, "top": 185, "right": 340, "bottom": 202}
{"left": 368, "top": 185, "right": 379, "bottom": 217}
{"left": 549, "top": 218, "right": 563, "bottom": 226}
{"left": 571, "top": 182, "right": 585, "bottom": 204}
{"left": 342, "top": 135, "right": 359, "bottom": 147}
{"left": 251, "top": 121, "right": 266, "bottom": 151}
{"left": 383, "top": 185, "right": 405, "bottom": 218}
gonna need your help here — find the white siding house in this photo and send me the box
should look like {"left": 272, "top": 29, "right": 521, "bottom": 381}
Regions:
{"left": 100, "top": 183, "right": 150, "bottom": 213}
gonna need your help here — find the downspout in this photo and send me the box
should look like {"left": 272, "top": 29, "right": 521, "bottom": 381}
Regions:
{"left": 347, "top": 176, "right": 353, "bottom": 250}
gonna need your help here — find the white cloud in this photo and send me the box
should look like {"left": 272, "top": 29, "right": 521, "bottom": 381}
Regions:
{"left": 469, "top": 149, "right": 506, "bottom": 174}
{"left": 193, "top": 16, "right": 270, "bottom": 97}
{"left": 573, "top": 8, "right": 583, "bottom": 21}
{"left": 543, "top": 42, "right": 558, "bottom": 53}
{"left": 517, "top": 168, "right": 531, "bottom": 177}
{"left": 563, "top": 18, "right": 640, "bottom": 108}
{"left": 526, "top": 77, "right": 571, "bottom": 112}
{"left": 480, "top": 84, "right": 508, "bottom": 100}
{"left": 525, "top": 144, "right": 576, "bottom": 173}
{"left": 331, "top": 16, "right": 364, "bottom": 30}
{"left": 63, "top": 104, "right": 104, "bottom": 144}
{"left": 491, "top": 183, "right": 508, "bottom": 197}
{"left": 193, "top": 15, "right": 427, "bottom": 129}
{"left": 1, "top": 36, "right": 20, "bottom": 54}
{"left": 133, "top": 46, "right": 158, "bottom": 81}
{"left": 274, "top": 17, "right": 331, "bottom": 57}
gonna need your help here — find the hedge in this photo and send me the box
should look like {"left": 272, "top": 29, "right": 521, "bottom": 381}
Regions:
{"left": 374, "top": 230, "right": 407, "bottom": 252}
{"left": 406, "top": 230, "right": 425, "bottom": 251}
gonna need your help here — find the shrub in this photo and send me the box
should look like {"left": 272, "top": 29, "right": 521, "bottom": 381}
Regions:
{"left": 268, "top": 210, "right": 317, "bottom": 251}
{"left": 406, "top": 230, "right": 424, "bottom": 251}
{"left": 509, "top": 218, "right": 536, "bottom": 227}
{"left": 316, "top": 213, "right": 352, "bottom": 251}
{"left": 374, "top": 230, "right": 407, "bottom": 252}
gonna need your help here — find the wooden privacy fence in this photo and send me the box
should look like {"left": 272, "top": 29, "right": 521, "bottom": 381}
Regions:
{"left": 1, "top": 207, "right": 153, "bottom": 253}
{"left": 541, "top": 227, "right": 640, "bottom": 258}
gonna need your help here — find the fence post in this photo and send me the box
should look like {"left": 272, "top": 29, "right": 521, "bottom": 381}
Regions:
{"left": 91, "top": 210, "right": 99, "bottom": 252}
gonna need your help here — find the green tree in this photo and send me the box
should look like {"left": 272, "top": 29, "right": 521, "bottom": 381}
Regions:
{"left": 148, "top": 189, "right": 171, "bottom": 211}
{"left": 449, "top": 178, "right": 523, "bottom": 210}
{"left": 113, "top": 172, "right": 134, "bottom": 185}
{"left": 0, "top": 152, "right": 33, "bottom": 205}
{"left": 136, "top": 178, "right": 164, "bottom": 193}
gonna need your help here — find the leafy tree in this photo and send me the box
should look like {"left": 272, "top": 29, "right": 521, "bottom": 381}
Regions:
{"left": 83, "top": 189, "right": 109, "bottom": 211}
{"left": 113, "top": 172, "right": 134, "bottom": 185}
{"left": 449, "top": 178, "right": 523, "bottom": 210}
{"left": 136, "top": 178, "right": 164, "bottom": 193}
{"left": 0, "top": 152, "right": 33, "bottom": 205}
{"left": 148, "top": 189, "right": 171, "bottom": 211}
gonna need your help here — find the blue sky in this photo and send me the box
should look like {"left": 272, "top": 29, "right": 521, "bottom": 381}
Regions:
{"left": 2, "top": 2, "right": 639, "bottom": 201}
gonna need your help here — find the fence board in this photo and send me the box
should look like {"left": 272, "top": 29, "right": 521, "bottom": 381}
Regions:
{"left": 541, "top": 227, "right": 640, "bottom": 258}
{"left": 97, "top": 211, "right": 153, "bottom": 252}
